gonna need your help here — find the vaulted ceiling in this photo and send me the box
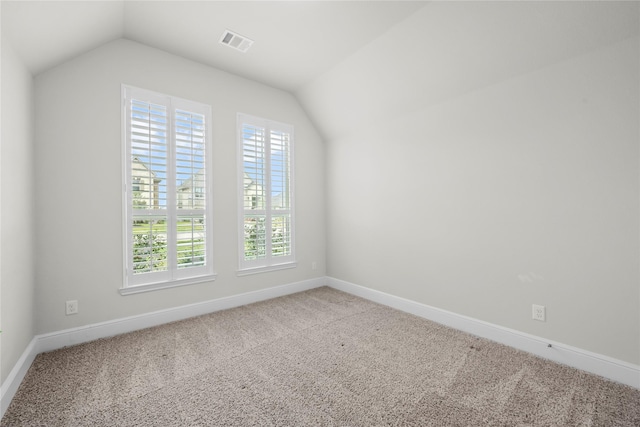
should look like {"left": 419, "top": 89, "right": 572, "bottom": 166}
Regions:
{"left": 2, "top": 1, "right": 638, "bottom": 141}
{"left": 1, "top": 0, "right": 425, "bottom": 91}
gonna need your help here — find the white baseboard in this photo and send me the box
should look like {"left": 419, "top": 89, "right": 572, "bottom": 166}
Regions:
{"left": 3, "top": 275, "right": 638, "bottom": 421}
{"left": 36, "top": 277, "right": 325, "bottom": 354}
{"left": 327, "top": 277, "right": 640, "bottom": 389}
{"left": 0, "top": 277, "right": 325, "bottom": 419}
{"left": 0, "top": 337, "right": 37, "bottom": 417}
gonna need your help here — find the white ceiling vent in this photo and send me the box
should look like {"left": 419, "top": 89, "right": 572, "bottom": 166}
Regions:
{"left": 219, "top": 29, "right": 254, "bottom": 53}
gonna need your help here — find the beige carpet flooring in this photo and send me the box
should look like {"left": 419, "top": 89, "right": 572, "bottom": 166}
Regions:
{"left": 2, "top": 286, "right": 639, "bottom": 426}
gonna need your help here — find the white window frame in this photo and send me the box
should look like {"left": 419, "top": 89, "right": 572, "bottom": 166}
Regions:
{"left": 237, "top": 113, "right": 296, "bottom": 275}
{"left": 121, "top": 85, "right": 215, "bottom": 294}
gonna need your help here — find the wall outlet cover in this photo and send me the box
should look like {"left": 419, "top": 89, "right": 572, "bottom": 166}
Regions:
{"left": 532, "top": 304, "right": 545, "bottom": 322}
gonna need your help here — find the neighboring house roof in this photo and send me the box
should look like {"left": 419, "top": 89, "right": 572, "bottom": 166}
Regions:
{"left": 132, "top": 157, "right": 161, "bottom": 182}
{"left": 178, "top": 169, "right": 206, "bottom": 192}
{"left": 243, "top": 173, "right": 259, "bottom": 190}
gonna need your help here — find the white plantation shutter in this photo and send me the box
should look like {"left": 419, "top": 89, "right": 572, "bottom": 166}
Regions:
{"left": 129, "top": 97, "right": 169, "bottom": 280}
{"left": 175, "top": 108, "right": 207, "bottom": 272}
{"left": 130, "top": 100, "right": 168, "bottom": 210}
{"left": 238, "top": 113, "right": 295, "bottom": 273}
{"left": 269, "top": 130, "right": 292, "bottom": 258}
{"left": 242, "top": 123, "right": 268, "bottom": 261}
{"left": 123, "top": 86, "right": 214, "bottom": 291}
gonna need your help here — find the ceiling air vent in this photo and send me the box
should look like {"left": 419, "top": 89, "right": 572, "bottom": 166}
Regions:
{"left": 219, "top": 29, "right": 254, "bottom": 53}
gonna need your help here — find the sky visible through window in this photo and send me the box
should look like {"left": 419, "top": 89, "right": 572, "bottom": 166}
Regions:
{"left": 132, "top": 104, "right": 287, "bottom": 204}
{"left": 131, "top": 102, "right": 206, "bottom": 207}
{"left": 242, "top": 125, "right": 289, "bottom": 202}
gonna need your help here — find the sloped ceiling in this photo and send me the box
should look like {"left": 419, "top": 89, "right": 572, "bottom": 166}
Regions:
{"left": 1, "top": 0, "right": 425, "bottom": 91}
{"left": 298, "top": 1, "right": 640, "bottom": 140}
{"left": 1, "top": 1, "right": 125, "bottom": 75}
{"left": 2, "top": 1, "right": 638, "bottom": 142}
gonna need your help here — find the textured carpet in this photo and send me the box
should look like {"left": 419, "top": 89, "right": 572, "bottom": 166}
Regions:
{"left": 2, "top": 287, "right": 639, "bottom": 426}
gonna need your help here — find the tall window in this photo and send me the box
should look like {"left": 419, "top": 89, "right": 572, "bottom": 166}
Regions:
{"left": 237, "top": 113, "right": 295, "bottom": 274}
{"left": 122, "top": 85, "right": 214, "bottom": 293}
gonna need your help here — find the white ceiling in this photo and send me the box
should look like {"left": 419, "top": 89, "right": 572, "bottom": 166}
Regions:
{"left": 298, "top": 0, "right": 640, "bottom": 140}
{"left": 2, "top": 1, "right": 638, "bottom": 142}
{"left": 1, "top": 0, "right": 426, "bottom": 91}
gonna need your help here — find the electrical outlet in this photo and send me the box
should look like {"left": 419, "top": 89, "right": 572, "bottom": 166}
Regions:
{"left": 532, "top": 304, "right": 545, "bottom": 322}
{"left": 66, "top": 300, "right": 78, "bottom": 315}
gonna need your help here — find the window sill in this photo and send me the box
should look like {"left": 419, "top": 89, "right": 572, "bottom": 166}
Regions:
{"left": 237, "top": 262, "right": 297, "bottom": 277}
{"left": 120, "top": 273, "right": 217, "bottom": 296}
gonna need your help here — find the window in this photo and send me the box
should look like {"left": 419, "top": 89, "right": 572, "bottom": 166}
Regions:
{"left": 237, "top": 113, "right": 295, "bottom": 274}
{"left": 122, "top": 85, "right": 215, "bottom": 294}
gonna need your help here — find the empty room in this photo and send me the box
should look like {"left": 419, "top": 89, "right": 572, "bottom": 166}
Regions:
{"left": 1, "top": 0, "right": 639, "bottom": 425}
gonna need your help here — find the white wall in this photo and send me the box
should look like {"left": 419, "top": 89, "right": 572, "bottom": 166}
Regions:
{"left": 298, "top": 2, "right": 640, "bottom": 366}
{"left": 1, "top": 37, "right": 35, "bottom": 385}
{"left": 34, "top": 39, "right": 325, "bottom": 334}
